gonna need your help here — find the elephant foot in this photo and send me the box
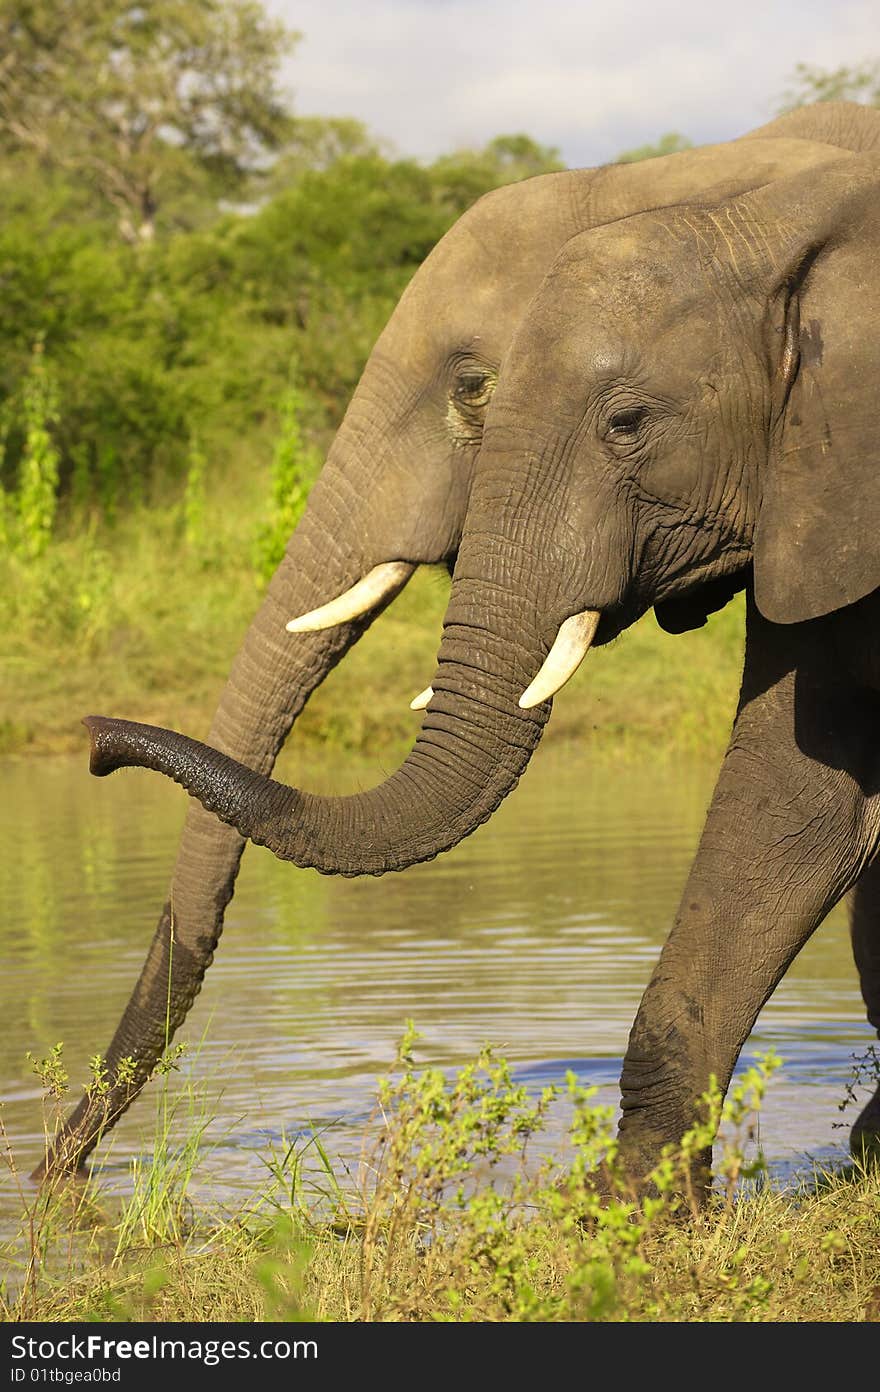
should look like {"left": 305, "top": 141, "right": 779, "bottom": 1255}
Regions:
{"left": 611, "top": 1131, "right": 713, "bottom": 1214}
{"left": 850, "top": 1085, "right": 880, "bottom": 1166}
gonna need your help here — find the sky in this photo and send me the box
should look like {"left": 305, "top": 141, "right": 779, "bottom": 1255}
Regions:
{"left": 262, "top": 0, "right": 878, "bottom": 168}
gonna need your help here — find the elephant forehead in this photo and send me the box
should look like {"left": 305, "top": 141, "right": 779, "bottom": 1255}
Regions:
{"left": 550, "top": 211, "right": 709, "bottom": 306}
{"left": 495, "top": 284, "right": 733, "bottom": 421}
{"left": 525, "top": 238, "right": 723, "bottom": 371}
{"left": 512, "top": 281, "right": 685, "bottom": 374}
{"left": 374, "top": 233, "right": 545, "bottom": 376}
{"left": 393, "top": 172, "right": 580, "bottom": 334}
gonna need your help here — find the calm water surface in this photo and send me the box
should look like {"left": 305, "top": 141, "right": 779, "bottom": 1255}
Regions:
{"left": 0, "top": 743, "right": 875, "bottom": 1232}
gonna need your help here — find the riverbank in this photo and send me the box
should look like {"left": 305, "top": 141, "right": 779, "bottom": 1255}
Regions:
{"left": 4, "top": 1044, "right": 879, "bottom": 1323}
{"left": 0, "top": 467, "right": 747, "bottom": 766}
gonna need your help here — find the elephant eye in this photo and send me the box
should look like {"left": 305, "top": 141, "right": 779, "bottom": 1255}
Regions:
{"left": 447, "top": 365, "right": 498, "bottom": 446}
{"left": 454, "top": 372, "right": 495, "bottom": 408}
{"left": 604, "top": 406, "right": 648, "bottom": 441}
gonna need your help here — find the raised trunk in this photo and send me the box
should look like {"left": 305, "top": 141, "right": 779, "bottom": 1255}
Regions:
{"left": 83, "top": 576, "right": 551, "bottom": 878}
{"left": 36, "top": 470, "right": 411, "bottom": 1179}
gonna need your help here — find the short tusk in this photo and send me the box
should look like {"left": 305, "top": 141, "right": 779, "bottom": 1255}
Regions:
{"left": 518, "top": 610, "right": 601, "bottom": 709}
{"left": 410, "top": 686, "right": 433, "bottom": 711}
{"left": 286, "top": 562, "right": 414, "bottom": 633}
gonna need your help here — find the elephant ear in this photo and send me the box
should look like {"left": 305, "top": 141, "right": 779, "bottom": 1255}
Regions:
{"left": 738, "top": 156, "right": 880, "bottom": 624}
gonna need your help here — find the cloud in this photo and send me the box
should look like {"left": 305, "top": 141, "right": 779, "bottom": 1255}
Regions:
{"left": 263, "top": 0, "right": 879, "bottom": 166}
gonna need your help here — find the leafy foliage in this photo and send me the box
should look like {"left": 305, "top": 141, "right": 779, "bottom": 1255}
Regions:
{"left": 779, "top": 60, "right": 880, "bottom": 112}
{"left": 0, "top": 129, "right": 567, "bottom": 554}
{"left": 616, "top": 132, "right": 694, "bottom": 163}
{"left": 429, "top": 133, "right": 564, "bottom": 210}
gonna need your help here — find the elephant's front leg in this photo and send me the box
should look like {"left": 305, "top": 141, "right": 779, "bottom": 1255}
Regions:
{"left": 848, "top": 863, "right": 880, "bottom": 1160}
{"left": 617, "top": 597, "right": 880, "bottom": 1193}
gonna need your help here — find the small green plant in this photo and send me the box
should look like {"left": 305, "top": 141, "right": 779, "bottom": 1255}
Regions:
{"left": 1, "top": 1031, "right": 193, "bottom": 1319}
{"left": 336, "top": 1033, "right": 784, "bottom": 1321}
{"left": 112, "top": 1061, "right": 210, "bottom": 1256}
{"left": 836, "top": 1043, "right": 880, "bottom": 1124}
{"left": 2, "top": 1045, "right": 130, "bottom": 1317}
{"left": 15, "top": 340, "right": 61, "bottom": 559}
{"left": 253, "top": 371, "right": 321, "bottom": 584}
{"left": 252, "top": 1122, "right": 356, "bottom": 1232}
{"left": 114, "top": 906, "right": 200, "bottom": 1253}
{"left": 251, "top": 1215, "right": 316, "bottom": 1322}
{"left": 27, "top": 1042, "right": 70, "bottom": 1100}
{"left": 352, "top": 1022, "right": 557, "bottom": 1318}
{"left": 182, "top": 432, "right": 208, "bottom": 551}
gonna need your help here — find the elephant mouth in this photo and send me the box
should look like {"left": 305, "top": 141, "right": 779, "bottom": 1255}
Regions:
{"left": 592, "top": 607, "right": 634, "bottom": 647}
{"left": 593, "top": 552, "right": 753, "bottom": 647}
{"left": 654, "top": 566, "right": 752, "bottom": 634}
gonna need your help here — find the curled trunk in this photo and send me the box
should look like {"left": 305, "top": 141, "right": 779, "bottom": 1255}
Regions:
{"left": 83, "top": 581, "right": 551, "bottom": 878}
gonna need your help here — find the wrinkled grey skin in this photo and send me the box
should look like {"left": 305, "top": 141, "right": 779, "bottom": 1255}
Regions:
{"left": 48, "top": 106, "right": 880, "bottom": 1182}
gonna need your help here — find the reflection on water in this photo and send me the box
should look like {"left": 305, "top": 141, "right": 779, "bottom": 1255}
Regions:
{"left": 0, "top": 743, "right": 875, "bottom": 1232}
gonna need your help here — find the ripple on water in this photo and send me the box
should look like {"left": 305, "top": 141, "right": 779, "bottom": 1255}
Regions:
{"left": 0, "top": 748, "right": 874, "bottom": 1232}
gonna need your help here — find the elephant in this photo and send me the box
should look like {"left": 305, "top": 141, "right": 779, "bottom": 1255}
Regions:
{"left": 84, "top": 148, "right": 880, "bottom": 1190}
{"left": 42, "top": 104, "right": 880, "bottom": 1182}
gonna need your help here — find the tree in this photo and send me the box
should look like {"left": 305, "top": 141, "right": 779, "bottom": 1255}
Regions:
{"left": 615, "top": 132, "right": 693, "bottom": 164}
{"left": 428, "top": 133, "right": 564, "bottom": 215}
{"left": 778, "top": 60, "right": 880, "bottom": 112}
{"left": 0, "top": 0, "right": 297, "bottom": 242}
{"left": 480, "top": 133, "right": 565, "bottom": 178}
{"left": 267, "top": 116, "right": 389, "bottom": 185}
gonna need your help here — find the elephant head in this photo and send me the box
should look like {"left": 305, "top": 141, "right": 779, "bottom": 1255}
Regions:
{"left": 45, "top": 112, "right": 873, "bottom": 1177}
{"left": 470, "top": 150, "right": 880, "bottom": 642}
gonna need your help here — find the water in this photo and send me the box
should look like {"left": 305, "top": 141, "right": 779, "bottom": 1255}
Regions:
{"left": 0, "top": 744, "right": 875, "bottom": 1234}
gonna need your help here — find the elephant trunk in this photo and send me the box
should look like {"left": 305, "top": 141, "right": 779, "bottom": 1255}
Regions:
{"left": 35, "top": 464, "right": 412, "bottom": 1180}
{"left": 82, "top": 569, "right": 553, "bottom": 878}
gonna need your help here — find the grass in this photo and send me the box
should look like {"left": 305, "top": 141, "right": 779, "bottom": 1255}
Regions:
{"left": 0, "top": 454, "right": 747, "bottom": 766}
{"left": 2, "top": 1029, "right": 879, "bottom": 1323}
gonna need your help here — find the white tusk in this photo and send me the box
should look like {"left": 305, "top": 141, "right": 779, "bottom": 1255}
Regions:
{"left": 286, "top": 562, "right": 414, "bottom": 633}
{"left": 518, "top": 610, "right": 601, "bottom": 709}
{"left": 409, "top": 686, "right": 434, "bottom": 711}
